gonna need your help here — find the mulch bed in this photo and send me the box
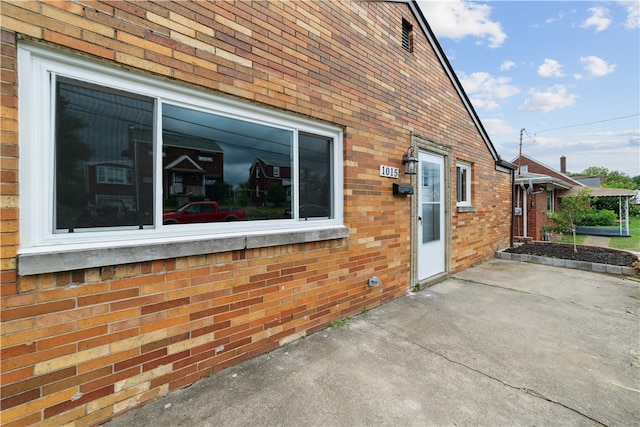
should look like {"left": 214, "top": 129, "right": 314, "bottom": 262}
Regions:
{"left": 504, "top": 243, "right": 638, "bottom": 267}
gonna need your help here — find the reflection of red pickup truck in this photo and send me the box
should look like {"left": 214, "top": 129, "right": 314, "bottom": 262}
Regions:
{"left": 163, "top": 201, "right": 247, "bottom": 224}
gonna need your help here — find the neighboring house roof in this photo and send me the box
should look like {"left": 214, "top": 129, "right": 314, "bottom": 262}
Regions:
{"left": 163, "top": 133, "right": 223, "bottom": 153}
{"left": 398, "top": 0, "right": 515, "bottom": 172}
{"left": 165, "top": 154, "right": 204, "bottom": 172}
{"left": 572, "top": 175, "right": 604, "bottom": 187}
{"left": 514, "top": 172, "right": 572, "bottom": 190}
{"left": 254, "top": 157, "right": 291, "bottom": 168}
{"left": 511, "top": 154, "right": 584, "bottom": 187}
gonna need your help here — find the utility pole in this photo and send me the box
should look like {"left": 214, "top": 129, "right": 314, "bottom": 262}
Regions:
{"left": 517, "top": 128, "right": 525, "bottom": 176}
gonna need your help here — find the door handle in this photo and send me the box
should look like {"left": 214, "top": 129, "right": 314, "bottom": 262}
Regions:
{"left": 418, "top": 216, "right": 422, "bottom": 223}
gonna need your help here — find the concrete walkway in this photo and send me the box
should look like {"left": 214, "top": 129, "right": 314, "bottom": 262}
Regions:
{"left": 104, "top": 259, "right": 640, "bottom": 427}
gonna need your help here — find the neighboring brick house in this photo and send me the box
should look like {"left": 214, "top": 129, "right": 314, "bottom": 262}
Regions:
{"left": 512, "top": 154, "right": 582, "bottom": 241}
{"left": 512, "top": 154, "right": 635, "bottom": 240}
{"left": 248, "top": 157, "right": 292, "bottom": 206}
{"left": 1, "top": 1, "right": 515, "bottom": 425}
{"left": 162, "top": 133, "right": 225, "bottom": 204}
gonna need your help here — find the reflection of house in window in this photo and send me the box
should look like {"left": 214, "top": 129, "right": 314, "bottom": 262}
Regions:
{"left": 85, "top": 155, "right": 150, "bottom": 222}
{"left": 249, "top": 158, "right": 291, "bottom": 204}
{"left": 162, "top": 134, "right": 224, "bottom": 201}
{"left": 96, "top": 165, "right": 133, "bottom": 185}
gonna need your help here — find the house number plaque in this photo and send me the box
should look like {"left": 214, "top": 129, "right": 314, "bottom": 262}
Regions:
{"left": 379, "top": 165, "right": 399, "bottom": 178}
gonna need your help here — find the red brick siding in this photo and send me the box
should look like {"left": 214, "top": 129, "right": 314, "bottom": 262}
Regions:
{"left": 518, "top": 156, "right": 579, "bottom": 186}
{"left": 1, "top": 1, "right": 512, "bottom": 425}
{"left": 513, "top": 189, "right": 555, "bottom": 240}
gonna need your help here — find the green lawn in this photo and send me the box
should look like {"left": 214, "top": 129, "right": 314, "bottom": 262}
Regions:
{"left": 558, "top": 234, "right": 587, "bottom": 245}
{"left": 609, "top": 216, "right": 640, "bottom": 251}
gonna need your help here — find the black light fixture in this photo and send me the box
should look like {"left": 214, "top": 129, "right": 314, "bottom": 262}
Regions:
{"left": 402, "top": 146, "right": 418, "bottom": 175}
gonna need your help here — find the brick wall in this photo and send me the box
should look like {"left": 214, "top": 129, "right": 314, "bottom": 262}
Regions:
{"left": 1, "top": 1, "right": 512, "bottom": 425}
{"left": 513, "top": 156, "right": 572, "bottom": 240}
{"left": 514, "top": 190, "right": 552, "bottom": 241}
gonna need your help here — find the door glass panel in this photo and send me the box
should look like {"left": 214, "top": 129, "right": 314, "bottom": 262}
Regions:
{"left": 421, "top": 161, "right": 440, "bottom": 203}
{"left": 422, "top": 203, "right": 440, "bottom": 242}
{"left": 421, "top": 161, "right": 440, "bottom": 243}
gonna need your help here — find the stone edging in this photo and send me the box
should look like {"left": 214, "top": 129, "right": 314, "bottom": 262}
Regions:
{"left": 495, "top": 250, "right": 637, "bottom": 276}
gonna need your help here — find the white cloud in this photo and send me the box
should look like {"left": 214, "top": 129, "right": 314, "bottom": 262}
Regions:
{"left": 521, "top": 129, "right": 640, "bottom": 175}
{"left": 460, "top": 72, "right": 520, "bottom": 98}
{"left": 580, "top": 6, "right": 612, "bottom": 32}
{"left": 459, "top": 72, "right": 520, "bottom": 111}
{"left": 619, "top": 1, "right": 640, "bottom": 29}
{"left": 545, "top": 11, "right": 566, "bottom": 25}
{"left": 482, "top": 118, "right": 514, "bottom": 135}
{"left": 538, "top": 59, "right": 565, "bottom": 78}
{"left": 471, "top": 99, "right": 501, "bottom": 111}
{"left": 580, "top": 56, "right": 616, "bottom": 77}
{"left": 500, "top": 60, "right": 516, "bottom": 71}
{"left": 519, "top": 85, "right": 577, "bottom": 113}
{"left": 418, "top": 0, "right": 507, "bottom": 48}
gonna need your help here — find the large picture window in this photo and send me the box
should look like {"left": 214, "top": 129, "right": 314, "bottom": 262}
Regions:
{"left": 18, "top": 44, "right": 343, "bottom": 256}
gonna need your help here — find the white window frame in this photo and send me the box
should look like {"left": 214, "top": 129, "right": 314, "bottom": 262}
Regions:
{"left": 18, "top": 44, "right": 346, "bottom": 273}
{"left": 96, "top": 166, "right": 133, "bottom": 185}
{"left": 456, "top": 161, "right": 472, "bottom": 207}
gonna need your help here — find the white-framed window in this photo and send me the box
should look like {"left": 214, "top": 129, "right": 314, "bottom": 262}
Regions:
{"left": 96, "top": 166, "right": 133, "bottom": 185}
{"left": 273, "top": 166, "right": 280, "bottom": 178}
{"left": 547, "top": 189, "right": 554, "bottom": 211}
{"left": 456, "top": 161, "right": 472, "bottom": 207}
{"left": 18, "top": 44, "right": 344, "bottom": 256}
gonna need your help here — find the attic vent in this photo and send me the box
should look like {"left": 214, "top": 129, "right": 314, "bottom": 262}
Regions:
{"left": 402, "top": 19, "right": 413, "bottom": 52}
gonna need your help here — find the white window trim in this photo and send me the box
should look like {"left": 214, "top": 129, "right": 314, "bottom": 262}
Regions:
{"left": 18, "top": 43, "right": 346, "bottom": 274}
{"left": 456, "top": 161, "right": 472, "bottom": 208}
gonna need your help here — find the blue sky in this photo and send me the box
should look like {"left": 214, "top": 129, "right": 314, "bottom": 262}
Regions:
{"left": 418, "top": 1, "right": 640, "bottom": 177}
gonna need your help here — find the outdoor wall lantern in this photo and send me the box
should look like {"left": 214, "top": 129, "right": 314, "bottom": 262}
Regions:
{"left": 402, "top": 146, "right": 418, "bottom": 175}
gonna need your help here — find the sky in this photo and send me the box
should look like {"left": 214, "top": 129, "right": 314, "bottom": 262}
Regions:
{"left": 418, "top": 0, "right": 640, "bottom": 177}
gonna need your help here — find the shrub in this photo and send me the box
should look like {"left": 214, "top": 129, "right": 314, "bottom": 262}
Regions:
{"left": 578, "top": 209, "right": 617, "bottom": 226}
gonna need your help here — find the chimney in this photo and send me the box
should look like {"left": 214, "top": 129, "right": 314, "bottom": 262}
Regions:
{"left": 560, "top": 156, "right": 566, "bottom": 174}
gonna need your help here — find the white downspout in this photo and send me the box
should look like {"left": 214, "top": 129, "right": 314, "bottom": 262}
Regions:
{"left": 516, "top": 186, "right": 520, "bottom": 236}
{"left": 523, "top": 190, "right": 528, "bottom": 238}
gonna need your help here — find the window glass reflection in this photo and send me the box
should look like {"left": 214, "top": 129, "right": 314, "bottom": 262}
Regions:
{"left": 161, "top": 104, "right": 293, "bottom": 221}
{"left": 55, "top": 79, "right": 154, "bottom": 231}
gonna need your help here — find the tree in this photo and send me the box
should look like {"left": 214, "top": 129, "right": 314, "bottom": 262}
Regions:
{"left": 546, "top": 188, "right": 593, "bottom": 253}
{"left": 210, "top": 181, "right": 232, "bottom": 204}
{"left": 266, "top": 183, "right": 287, "bottom": 206}
{"left": 577, "top": 167, "right": 638, "bottom": 190}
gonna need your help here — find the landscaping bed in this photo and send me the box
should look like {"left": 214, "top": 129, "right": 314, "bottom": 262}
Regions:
{"left": 504, "top": 242, "right": 638, "bottom": 267}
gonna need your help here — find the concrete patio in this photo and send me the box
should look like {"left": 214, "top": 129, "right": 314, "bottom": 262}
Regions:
{"left": 104, "top": 259, "right": 640, "bottom": 427}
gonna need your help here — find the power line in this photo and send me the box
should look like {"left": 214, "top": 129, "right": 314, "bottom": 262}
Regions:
{"left": 532, "top": 113, "right": 639, "bottom": 134}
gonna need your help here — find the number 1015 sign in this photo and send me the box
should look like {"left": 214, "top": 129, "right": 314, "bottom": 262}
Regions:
{"left": 379, "top": 165, "right": 399, "bottom": 178}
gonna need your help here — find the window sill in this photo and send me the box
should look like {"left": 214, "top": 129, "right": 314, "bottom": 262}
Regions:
{"left": 18, "top": 226, "right": 350, "bottom": 276}
{"left": 457, "top": 205, "right": 476, "bottom": 213}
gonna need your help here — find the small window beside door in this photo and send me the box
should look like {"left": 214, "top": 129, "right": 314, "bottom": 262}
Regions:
{"left": 456, "top": 161, "right": 475, "bottom": 212}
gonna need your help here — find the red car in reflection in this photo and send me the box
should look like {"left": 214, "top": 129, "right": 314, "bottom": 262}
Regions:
{"left": 163, "top": 201, "right": 247, "bottom": 224}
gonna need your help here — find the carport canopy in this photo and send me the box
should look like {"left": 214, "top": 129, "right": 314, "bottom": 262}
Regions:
{"left": 560, "top": 187, "right": 635, "bottom": 237}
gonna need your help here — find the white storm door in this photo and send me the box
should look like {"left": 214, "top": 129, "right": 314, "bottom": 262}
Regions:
{"left": 418, "top": 152, "right": 445, "bottom": 280}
